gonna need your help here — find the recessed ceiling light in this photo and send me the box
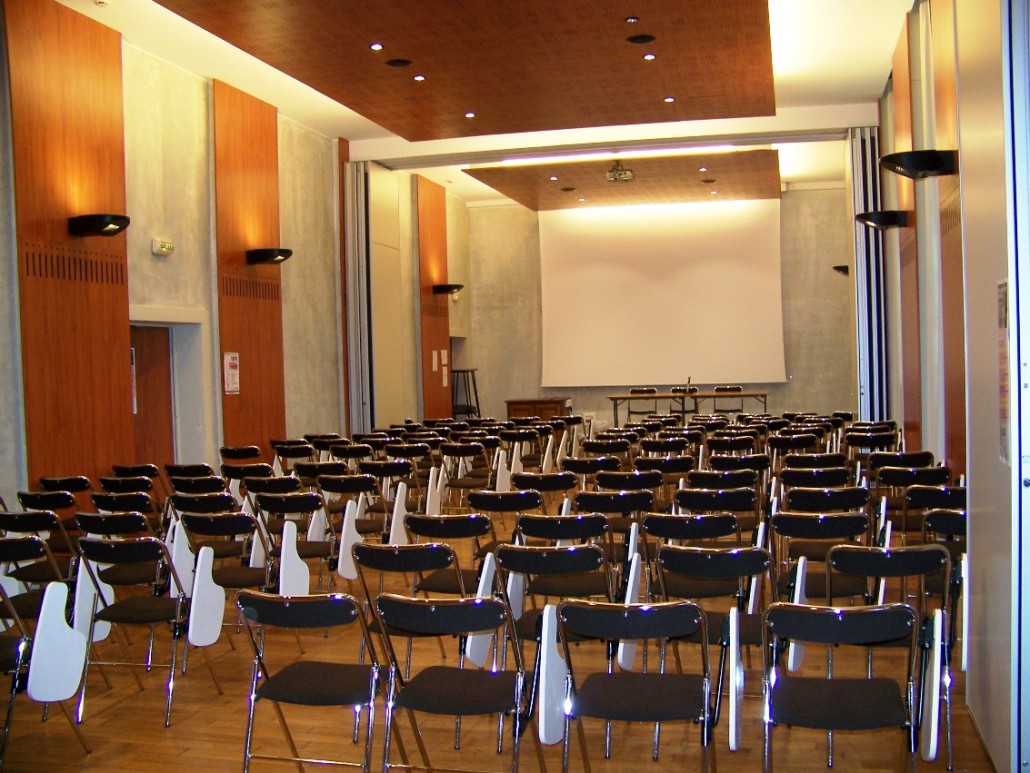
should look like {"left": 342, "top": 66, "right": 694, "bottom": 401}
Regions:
{"left": 627, "top": 34, "right": 656, "bottom": 45}
{"left": 464, "top": 112, "right": 476, "bottom": 119}
{"left": 369, "top": 42, "right": 383, "bottom": 51}
{"left": 710, "top": 190, "right": 718, "bottom": 195}
{"left": 625, "top": 16, "right": 639, "bottom": 23}
{"left": 386, "top": 58, "right": 412, "bottom": 67}
{"left": 578, "top": 197, "right": 587, "bottom": 202}
{"left": 549, "top": 176, "right": 559, "bottom": 181}
{"left": 643, "top": 53, "right": 656, "bottom": 61}
{"left": 699, "top": 166, "right": 708, "bottom": 172}
{"left": 663, "top": 96, "right": 675, "bottom": 103}
{"left": 413, "top": 74, "right": 426, "bottom": 81}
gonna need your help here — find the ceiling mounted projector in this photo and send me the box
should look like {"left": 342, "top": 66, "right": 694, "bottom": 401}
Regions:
{"left": 606, "top": 160, "right": 635, "bottom": 182}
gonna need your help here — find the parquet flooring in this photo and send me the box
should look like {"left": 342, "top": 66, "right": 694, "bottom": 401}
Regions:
{"left": 3, "top": 571, "right": 996, "bottom": 772}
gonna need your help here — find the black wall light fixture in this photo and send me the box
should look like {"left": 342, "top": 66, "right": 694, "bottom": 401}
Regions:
{"left": 246, "top": 248, "right": 293, "bottom": 265}
{"left": 432, "top": 283, "right": 464, "bottom": 295}
{"left": 855, "top": 210, "right": 910, "bottom": 230}
{"left": 68, "top": 213, "right": 130, "bottom": 237}
{"left": 832, "top": 265, "right": 850, "bottom": 276}
{"left": 879, "top": 150, "right": 957, "bottom": 179}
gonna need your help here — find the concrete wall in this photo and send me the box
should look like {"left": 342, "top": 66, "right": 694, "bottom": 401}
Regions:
{"left": 466, "top": 188, "right": 856, "bottom": 428}
{"left": 279, "top": 115, "right": 343, "bottom": 438}
{"left": 368, "top": 163, "right": 419, "bottom": 426}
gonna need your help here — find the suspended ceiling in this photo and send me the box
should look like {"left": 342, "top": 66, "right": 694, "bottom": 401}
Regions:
{"left": 58, "top": 0, "right": 914, "bottom": 205}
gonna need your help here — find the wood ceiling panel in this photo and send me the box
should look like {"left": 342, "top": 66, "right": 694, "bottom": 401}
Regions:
{"left": 154, "top": 0, "right": 774, "bottom": 142}
{"left": 464, "top": 150, "right": 781, "bottom": 211}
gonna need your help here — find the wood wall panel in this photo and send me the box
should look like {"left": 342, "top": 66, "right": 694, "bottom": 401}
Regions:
{"left": 6, "top": 0, "right": 134, "bottom": 484}
{"left": 891, "top": 16, "right": 922, "bottom": 450}
{"left": 213, "top": 80, "right": 286, "bottom": 457}
{"left": 931, "top": 0, "right": 966, "bottom": 477}
{"left": 415, "top": 176, "right": 452, "bottom": 419}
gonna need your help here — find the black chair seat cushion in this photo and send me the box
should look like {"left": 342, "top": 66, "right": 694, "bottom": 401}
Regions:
{"left": 415, "top": 567, "right": 479, "bottom": 595}
{"left": 574, "top": 671, "right": 705, "bottom": 722}
{"left": 98, "top": 561, "right": 166, "bottom": 586}
{"left": 776, "top": 570, "right": 868, "bottom": 601}
{"left": 257, "top": 661, "right": 378, "bottom": 707}
{"left": 271, "top": 541, "right": 332, "bottom": 560}
{"left": 675, "top": 609, "right": 762, "bottom": 646}
{"left": 212, "top": 565, "right": 268, "bottom": 589}
{"left": 770, "top": 676, "right": 906, "bottom": 730}
{"left": 196, "top": 539, "right": 244, "bottom": 559}
{"left": 8, "top": 558, "right": 68, "bottom": 583}
{"left": 355, "top": 517, "right": 386, "bottom": 536}
{"left": 394, "top": 665, "right": 518, "bottom": 716}
{"left": 662, "top": 574, "right": 739, "bottom": 601}
{"left": 96, "top": 595, "right": 180, "bottom": 625}
{"left": 265, "top": 518, "right": 310, "bottom": 536}
{"left": 528, "top": 574, "right": 609, "bottom": 598}
{"left": 3, "top": 590, "right": 43, "bottom": 621}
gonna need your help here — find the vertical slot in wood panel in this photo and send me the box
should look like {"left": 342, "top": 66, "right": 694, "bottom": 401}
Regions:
{"left": 416, "top": 176, "right": 452, "bottom": 419}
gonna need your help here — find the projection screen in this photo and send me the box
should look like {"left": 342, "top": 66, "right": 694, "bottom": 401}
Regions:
{"left": 539, "top": 199, "right": 787, "bottom": 387}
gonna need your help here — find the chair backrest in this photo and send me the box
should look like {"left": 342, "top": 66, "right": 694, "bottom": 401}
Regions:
{"left": 168, "top": 475, "right": 228, "bottom": 495}
{"left": 782, "top": 451, "right": 848, "bottom": 469}
{"left": 827, "top": 543, "right": 950, "bottom": 610}
{"left": 238, "top": 589, "right": 366, "bottom": 630}
{"left": 91, "top": 491, "right": 156, "bottom": 514}
{"left": 643, "top": 512, "right": 740, "bottom": 543}
{"left": 169, "top": 491, "right": 237, "bottom": 515}
{"left": 516, "top": 513, "right": 613, "bottom": 544}
{"left": 782, "top": 486, "right": 869, "bottom": 513}
{"left": 404, "top": 513, "right": 493, "bottom": 542}
{"left": 557, "top": 598, "right": 706, "bottom": 649}
{"left": 777, "top": 466, "right": 851, "bottom": 491}
{"left": 573, "top": 489, "right": 653, "bottom": 515}
{"left": 219, "top": 445, "right": 263, "bottom": 462}
{"left": 76, "top": 510, "right": 152, "bottom": 536}
{"left": 764, "top": 601, "right": 917, "bottom": 648}
{"left": 164, "top": 463, "right": 216, "bottom": 479}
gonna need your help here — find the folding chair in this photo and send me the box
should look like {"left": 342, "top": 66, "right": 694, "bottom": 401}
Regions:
{"left": 237, "top": 590, "right": 381, "bottom": 772}
{"left": 827, "top": 543, "right": 953, "bottom": 766}
{"left": 762, "top": 602, "right": 920, "bottom": 771}
{"left": 556, "top": 599, "right": 713, "bottom": 770}
{"left": 375, "top": 593, "right": 527, "bottom": 773}
{"left": 654, "top": 544, "right": 771, "bottom": 750}
{"left": 75, "top": 536, "right": 198, "bottom": 727}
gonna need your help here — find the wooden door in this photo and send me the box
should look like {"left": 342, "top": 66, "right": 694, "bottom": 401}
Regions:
{"left": 130, "top": 326, "right": 175, "bottom": 469}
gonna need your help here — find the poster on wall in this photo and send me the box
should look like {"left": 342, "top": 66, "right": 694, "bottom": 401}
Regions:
{"left": 224, "top": 352, "right": 240, "bottom": 395}
{"left": 999, "top": 280, "right": 1009, "bottom": 465}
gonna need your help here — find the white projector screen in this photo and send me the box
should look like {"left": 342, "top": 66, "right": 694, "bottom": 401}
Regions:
{"left": 539, "top": 199, "right": 787, "bottom": 387}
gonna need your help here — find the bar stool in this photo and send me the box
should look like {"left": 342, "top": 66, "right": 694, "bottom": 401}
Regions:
{"left": 451, "top": 368, "right": 481, "bottom": 419}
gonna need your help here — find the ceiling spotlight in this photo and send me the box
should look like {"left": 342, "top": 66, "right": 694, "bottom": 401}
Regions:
{"left": 413, "top": 74, "right": 426, "bottom": 81}
{"left": 369, "top": 42, "right": 383, "bottom": 51}
{"left": 663, "top": 96, "right": 675, "bottom": 103}
{"left": 606, "top": 160, "right": 635, "bottom": 182}
{"left": 464, "top": 111, "right": 476, "bottom": 119}
{"left": 699, "top": 166, "right": 708, "bottom": 172}
{"left": 578, "top": 197, "right": 586, "bottom": 202}
{"left": 643, "top": 53, "right": 656, "bottom": 61}
{"left": 549, "top": 176, "right": 558, "bottom": 181}
{"left": 710, "top": 190, "right": 718, "bottom": 196}
{"left": 625, "top": 16, "right": 640, "bottom": 23}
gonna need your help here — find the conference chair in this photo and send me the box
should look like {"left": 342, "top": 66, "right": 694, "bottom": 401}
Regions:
{"left": 375, "top": 593, "right": 528, "bottom": 773}
{"left": 761, "top": 602, "right": 920, "bottom": 771}
{"left": 237, "top": 590, "right": 381, "bottom": 773}
{"left": 556, "top": 598, "right": 713, "bottom": 770}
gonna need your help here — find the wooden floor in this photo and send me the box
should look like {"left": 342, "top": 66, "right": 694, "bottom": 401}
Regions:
{"left": 4, "top": 575, "right": 997, "bottom": 773}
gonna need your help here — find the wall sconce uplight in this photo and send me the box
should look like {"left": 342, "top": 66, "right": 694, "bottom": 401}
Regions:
{"left": 246, "top": 248, "right": 293, "bottom": 265}
{"left": 68, "top": 213, "right": 130, "bottom": 237}
{"left": 879, "top": 150, "right": 957, "bottom": 179}
{"left": 855, "top": 210, "right": 910, "bottom": 230}
{"left": 432, "top": 283, "right": 464, "bottom": 295}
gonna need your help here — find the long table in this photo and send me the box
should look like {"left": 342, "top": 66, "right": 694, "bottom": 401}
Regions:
{"left": 606, "top": 390, "right": 769, "bottom": 426}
